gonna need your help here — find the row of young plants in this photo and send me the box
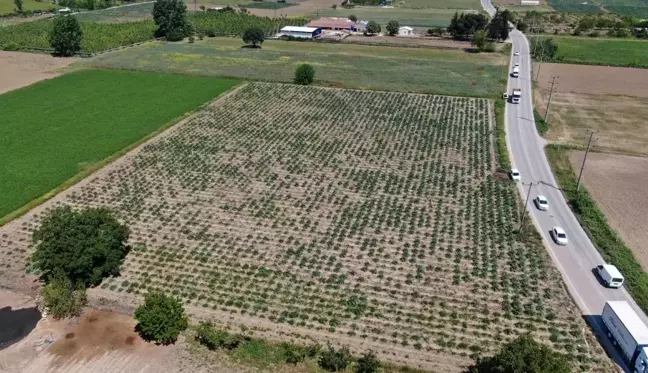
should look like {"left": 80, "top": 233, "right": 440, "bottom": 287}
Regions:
{"left": 3, "top": 84, "right": 606, "bottom": 371}
{"left": 0, "top": 11, "right": 305, "bottom": 52}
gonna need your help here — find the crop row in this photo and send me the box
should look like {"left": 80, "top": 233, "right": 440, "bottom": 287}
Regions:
{"left": 0, "top": 12, "right": 306, "bottom": 53}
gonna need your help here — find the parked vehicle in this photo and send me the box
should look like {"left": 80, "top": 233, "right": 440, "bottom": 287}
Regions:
{"left": 514, "top": 51, "right": 520, "bottom": 56}
{"left": 510, "top": 169, "right": 521, "bottom": 181}
{"left": 602, "top": 301, "right": 648, "bottom": 372}
{"left": 597, "top": 264, "right": 624, "bottom": 288}
{"left": 534, "top": 195, "right": 548, "bottom": 211}
{"left": 511, "top": 66, "right": 519, "bottom": 78}
{"left": 511, "top": 89, "right": 521, "bottom": 104}
{"left": 502, "top": 92, "right": 509, "bottom": 100}
{"left": 551, "top": 226, "right": 568, "bottom": 245}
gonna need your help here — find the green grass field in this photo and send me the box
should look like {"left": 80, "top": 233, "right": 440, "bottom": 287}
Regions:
{"left": 314, "top": 7, "right": 464, "bottom": 27}
{"left": 84, "top": 37, "right": 506, "bottom": 97}
{"left": 74, "top": 2, "right": 155, "bottom": 23}
{"left": 0, "top": 69, "right": 239, "bottom": 220}
{"left": 0, "top": 0, "right": 58, "bottom": 15}
{"left": 547, "top": 36, "right": 648, "bottom": 68}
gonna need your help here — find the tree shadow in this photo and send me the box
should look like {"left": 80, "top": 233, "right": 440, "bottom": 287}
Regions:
{"left": 0, "top": 306, "right": 42, "bottom": 351}
{"left": 240, "top": 45, "right": 262, "bottom": 49}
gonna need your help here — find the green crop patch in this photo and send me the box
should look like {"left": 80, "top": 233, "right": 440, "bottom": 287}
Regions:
{"left": 0, "top": 0, "right": 58, "bottom": 16}
{"left": 85, "top": 37, "right": 506, "bottom": 97}
{"left": 0, "top": 69, "right": 239, "bottom": 220}
{"left": 534, "top": 36, "right": 648, "bottom": 68}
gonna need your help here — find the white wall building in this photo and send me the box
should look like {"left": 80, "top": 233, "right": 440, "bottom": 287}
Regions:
{"left": 279, "top": 26, "right": 322, "bottom": 39}
{"left": 398, "top": 26, "right": 414, "bottom": 36}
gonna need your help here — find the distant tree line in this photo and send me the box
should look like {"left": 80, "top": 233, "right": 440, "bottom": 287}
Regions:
{"left": 447, "top": 12, "right": 488, "bottom": 40}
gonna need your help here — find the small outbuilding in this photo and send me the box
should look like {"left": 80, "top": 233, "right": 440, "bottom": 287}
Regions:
{"left": 279, "top": 26, "right": 323, "bottom": 39}
{"left": 398, "top": 26, "right": 414, "bottom": 36}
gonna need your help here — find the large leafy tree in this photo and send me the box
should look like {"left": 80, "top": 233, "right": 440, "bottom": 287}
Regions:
{"left": 471, "top": 30, "right": 490, "bottom": 52}
{"left": 470, "top": 334, "right": 571, "bottom": 373}
{"left": 487, "top": 9, "right": 512, "bottom": 41}
{"left": 152, "top": 0, "right": 188, "bottom": 39}
{"left": 242, "top": 27, "right": 264, "bottom": 47}
{"left": 366, "top": 20, "right": 381, "bottom": 35}
{"left": 14, "top": 0, "right": 23, "bottom": 14}
{"left": 31, "top": 206, "right": 130, "bottom": 287}
{"left": 386, "top": 20, "right": 399, "bottom": 36}
{"left": 49, "top": 15, "right": 83, "bottom": 57}
{"left": 448, "top": 11, "right": 488, "bottom": 39}
{"left": 530, "top": 37, "right": 558, "bottom": 60}
{"left": 135, "top": 292, "right": 188, "bottom": 345}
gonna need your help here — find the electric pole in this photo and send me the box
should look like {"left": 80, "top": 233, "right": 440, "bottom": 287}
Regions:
{"left": 519, "top": 181, "right": 537, "bottom": 234}
{"left": 576, "top": 131, "right": 598, "bottom": 193}
{"left": 545, "top": 76, "right": 558, "bottom": 123}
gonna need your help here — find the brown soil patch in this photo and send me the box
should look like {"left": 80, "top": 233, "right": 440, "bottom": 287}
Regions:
{"left": 534, "top": 63, "right": 648, "bottom": 156}
{"left": 568, "top": 152, "right": 648, "bottom": 270}
{"left": 0, "top": 51, "right": 77, "bottom": 95}
{"left": 344, "top": 35, "right": 473, "bottom": 49}
{"left": 537, "top": 62, "right": 648, "bottom": 97}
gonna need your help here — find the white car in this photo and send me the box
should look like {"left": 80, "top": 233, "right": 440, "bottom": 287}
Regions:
{"left": 534, "top": 195, "right": 549, "bottom": 211}
{"left": 510, "top": 169, "right": 521, "bottom": 181}
{"left": 514, "top": 51, "right": 520, "bottom": 56}
{"left": 502, "top": 92, "right": 509, "bottom": 100}
{"left": 514, "top": 62, "right": 520, "bottom": 67}
{"left": 551, "top": 226, "right": 568, "bottom": 245}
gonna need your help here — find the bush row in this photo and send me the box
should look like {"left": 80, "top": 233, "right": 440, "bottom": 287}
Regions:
{"left": 546, "top": 145, "right": 648, "bottom": 313}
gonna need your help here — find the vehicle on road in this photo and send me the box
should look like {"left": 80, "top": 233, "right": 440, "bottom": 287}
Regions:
{"left": 514, "top": 51, "right": 519, "bottom": 56}
{"left": 502, "top": 92, "right": 509, "bottom": 100}
{"left": 514, "top": 62, "right": 519, "bottom": 67}
{"left": 534, "top": 195, "right": 548, "bottom": 211}
{"left": 597, "top": 264, "right": 625, "bottom": 288}
{"left": 551, "top": 226, "right": 568, "bottom": 245}
{"left": 511, "top": 88, "right": 521, "bottom": 104}
{"left": 58, "top": 7, "right": 71, "bottom": 13}
{"left": 511, "top": 66, "right": 519, "bottom": 78}
{"left": 510, "top": 169, "right": 521, "bottom": 181}
{"left": 602, "top": 301, "right": 648, "bottom": 371}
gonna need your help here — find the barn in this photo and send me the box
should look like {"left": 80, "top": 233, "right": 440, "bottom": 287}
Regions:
{"left": 279, "top": 26, "right": 323, "bottom": 39}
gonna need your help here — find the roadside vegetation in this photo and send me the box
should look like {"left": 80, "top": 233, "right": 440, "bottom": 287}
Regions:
{"left": 533, "top": 35, "right": 648, "bottom": 68}
{"left": 0, "top": 69, "right": 239, "bottom": 221}
{"left": 546, "top": 145, "right": 648, "bottom": 314}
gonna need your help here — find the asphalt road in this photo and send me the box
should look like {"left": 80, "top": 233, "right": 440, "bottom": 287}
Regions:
{"left": 480, "top": 1, "right": 647, "bottom": 370}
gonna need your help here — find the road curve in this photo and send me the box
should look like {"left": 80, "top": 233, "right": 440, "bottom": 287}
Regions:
{"left": 480, "top": 1, "right": 647, "bottom": 371}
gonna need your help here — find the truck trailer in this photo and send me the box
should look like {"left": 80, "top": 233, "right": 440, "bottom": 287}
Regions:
{"left": 511, "top": 66, "right": 519, "bottom": 78}
{"left": 511, "top": 89, "right": 521, "bottom": 104}
{"left": 602, "top": 301, "right": 648, "bottom": 372}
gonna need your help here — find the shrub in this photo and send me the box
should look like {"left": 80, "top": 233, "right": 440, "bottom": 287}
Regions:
{"left": 294, "top": 63, "right": 315, "bottom": 85}
{"left": 41, "top": 273, "right": 87, "bottom": 319}
{"left": 282, "top": 342, "right": 306, "bottom": 364}
{"left": 166, "top": 27, "right": 185, "bottom": 41}
{"left": 195, "top": 322, "right": 250, "bottom": 350}
{"left": 319, "top": 344, "right": 352, "bottom": 371}
{"left": 134, "top": 292, "right": 188, "bottom": 345}
{"left": 348, "top": 14, "right": 357, "bottom": 22}
{"left": 49, "top": 15, "right": 82, "bottom": 57}
{"left": 355, "top": 350, "right": 380, "bottom": 373}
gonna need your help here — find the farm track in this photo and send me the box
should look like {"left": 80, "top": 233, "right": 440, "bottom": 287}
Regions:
{"left": 0, "top": 83, "right": 610, "bottom": 372}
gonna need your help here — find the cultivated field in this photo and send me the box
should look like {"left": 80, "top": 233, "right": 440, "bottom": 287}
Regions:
{"left": 568, "top": 152, "right": 648, "bottom": 271}
{"left": 0, "top": 83, "right": 610, "bottom": 372}
{"left": 0, "top": 51, "right": 77, "bottom": 94}
{"left": 313, "top": 7, "right": 463, "bottom": 27}
{"left": 539, "top": 35, "right": 648, "bottom": 68}
{"left": 0, "top": 0, "right": 57, "bottom": 15}
{"left": 84, "top": 37, "right": 507, "bottom": 97}
{"left": 0, "top": 69, "right": 239, "bottom": 220}
{"left": 534, "top": 63, "right": 648, "bottom": 156}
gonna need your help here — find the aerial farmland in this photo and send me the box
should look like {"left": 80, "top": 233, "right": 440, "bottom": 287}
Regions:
{"left": 0, "top": 82, "right": 610, "bottom": 371}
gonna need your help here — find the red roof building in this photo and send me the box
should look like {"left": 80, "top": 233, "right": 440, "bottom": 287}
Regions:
{"left": 307, "top": 17, "right": 360, "bottom": 31}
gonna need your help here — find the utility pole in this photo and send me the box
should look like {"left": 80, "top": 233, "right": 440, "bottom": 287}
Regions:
{"left": 576, "top": 131, "right": 598, "bottom": 193}
{"left": 519, "top": 181, "right": 537, "bottom": 233}
{"left": 545, "top": 76, "right": 558, "bottom": 123}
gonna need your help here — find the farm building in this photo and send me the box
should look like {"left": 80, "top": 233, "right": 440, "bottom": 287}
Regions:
{"left": 520, "top": 0, "right": 539, "bottom": 4}
{"left": 398, "top": 26, "right": 414, "bottom": 36}
{"left": 307, "top": 17, "right": 365, "bottom": 31}
{"left": 279, "top": 26, "right": 323, "bottom": 39}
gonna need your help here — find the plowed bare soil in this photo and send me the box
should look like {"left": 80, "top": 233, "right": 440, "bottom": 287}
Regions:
{"left": 568, "top": 151, "right": 648, "bottom": 271}
{"left": 0, "top": 51, "right": 77, "bottom": 94}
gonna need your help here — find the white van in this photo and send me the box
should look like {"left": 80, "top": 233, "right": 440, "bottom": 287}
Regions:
{"left": 597, "top": 264, "right": 624, "bottom": 288}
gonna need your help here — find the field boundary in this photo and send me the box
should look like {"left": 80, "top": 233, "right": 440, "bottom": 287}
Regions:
{"left": 545, "top": 144, "right": 648, "bottom": 315}
{"left": 0, "top": 80, "right": 246, "bottom": 227}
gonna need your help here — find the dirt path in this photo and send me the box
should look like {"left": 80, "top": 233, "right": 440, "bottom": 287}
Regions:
{"left": 0, "top": 52, "right": 77, "bottom": 95}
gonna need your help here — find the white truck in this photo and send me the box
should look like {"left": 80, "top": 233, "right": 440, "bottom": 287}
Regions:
{"left": 511, "top": 66, "right": 519, "bottom": 78}
{"left": 511, "top": 88, "right": 521, "bottom": 104}
{"left": 602, "top": 301, "right": 648, "bottom": 372}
